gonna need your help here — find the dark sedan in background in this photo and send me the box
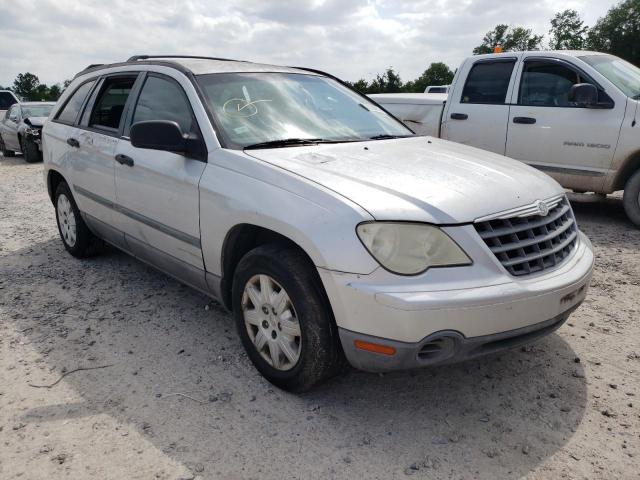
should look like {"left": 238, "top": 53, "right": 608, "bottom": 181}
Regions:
{"left": 0, "top": 102, "right": 55, "bottom": 162}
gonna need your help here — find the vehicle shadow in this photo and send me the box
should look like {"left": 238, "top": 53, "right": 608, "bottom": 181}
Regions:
{"left": 3, "top": 237, "right": 588, "bottom": 479}
{"left": 568, "top": 192, "right": 631, "bottom": 229}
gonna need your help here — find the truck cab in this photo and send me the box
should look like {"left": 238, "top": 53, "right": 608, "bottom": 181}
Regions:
{"left": 373, "top": 51, "right": 640, "bottom": 226}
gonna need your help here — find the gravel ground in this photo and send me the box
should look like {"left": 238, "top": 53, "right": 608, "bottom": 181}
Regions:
{"left": 0, "top": 153, "right": 638, "bottom": 480}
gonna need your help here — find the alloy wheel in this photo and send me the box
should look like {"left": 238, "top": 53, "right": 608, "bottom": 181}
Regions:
{"left": 57, "top": 194, "right": 77, "bottom": 247}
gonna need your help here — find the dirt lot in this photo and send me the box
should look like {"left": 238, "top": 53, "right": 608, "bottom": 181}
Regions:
{"left": 0, "top": 153, "right": 638, "bottom": 480}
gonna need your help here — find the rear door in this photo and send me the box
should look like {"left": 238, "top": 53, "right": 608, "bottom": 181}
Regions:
{"left": 506, "top": 56, "right": 625, "bottom": 178}
{"left": 70, "top": 73, "right": 141, "bottom": 246}
{"left": 442, "top": 57, "right": 518, "bottom": 155}
{"left": 114, "top": 72, "right": 208, "bottom": 290}
{"left": 2, "top": 105, "right": 21, "bottom": 150}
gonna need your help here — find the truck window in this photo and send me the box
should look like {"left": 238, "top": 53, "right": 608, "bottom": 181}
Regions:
{"left": 461, "top": 60, "right": 515, "bottom": 105}
{"left": 0, "top": 92, "right": 17, "bottom": 110}
{"left": 519, "top": 61, "right": 581, "bottom": 107}
{"left": 131, "top": 75, "right": 196, "bottom": 135}
{"left": 56, "top": 80, "right": 96, "bottom": 125}
{"left": 89, "top": 77, "right": 136, "bottom": 132}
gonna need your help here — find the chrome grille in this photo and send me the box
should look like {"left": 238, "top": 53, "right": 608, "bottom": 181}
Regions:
{"left": 474, "top": 196, "right": 578, "bottom": 276}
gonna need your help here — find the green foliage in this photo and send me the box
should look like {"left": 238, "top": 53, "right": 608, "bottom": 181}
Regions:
{"left": 549, "top": 9, "right": 588, "bottom": 50}
{"left": 473, "top": 24, "right": 544, "bottom": 54}
{"left": 9, "top": 72, "right": 64, "bottom": 101}
{"left": 587, "top": 0, "right": 640, "bottom": 65}
{"left": 367, "top": 68, "right": 404, "bottom": 94}
{"left": 404, "top": 62, "right": 454, "bottom": 93}
{"left": 346, "top": 63, "right": 454, "bottom": 94}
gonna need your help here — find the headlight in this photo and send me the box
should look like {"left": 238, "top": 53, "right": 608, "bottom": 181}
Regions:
{"left": 25, "top": 127, "right": 40, "bottom": 136}
{"left": 356, "top": 222, "right": 471, "bottom": 275}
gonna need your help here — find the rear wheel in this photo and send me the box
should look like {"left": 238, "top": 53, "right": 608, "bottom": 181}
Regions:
{"left": 22, "top": 137, "right": 41, "bottom": 163}
{"left": 623, "top": 170, "right": 640, "bottom": 227}
{"left": 232, "top": 244, "right": 343, "bottom": 392}
{"left": 0, "top": 135, "right": 15, "bottom": 157}
{"left": 54, "top": 181, "right": 101, "bottom": 257}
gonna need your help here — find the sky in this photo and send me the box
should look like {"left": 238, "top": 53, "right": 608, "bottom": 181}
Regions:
{"left": 0, "top": 0, "right": 619, "bottom": 88}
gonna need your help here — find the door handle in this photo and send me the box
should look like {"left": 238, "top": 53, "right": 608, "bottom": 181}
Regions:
{"left": 513, "top": 116, "right": 536, "bottom": 124}
{"left": 66, "top": 137, "right": 80, "bottom": 148}
{"left": 115, "top": 154, "right": 134, "bottom": 167}
{"left": 450, "top": 113, "right": 468, "bottom": 120}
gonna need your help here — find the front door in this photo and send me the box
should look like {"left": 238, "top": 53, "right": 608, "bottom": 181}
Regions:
{"left": 3, "top": 105, "right": 21, "bottom": 150}
{"left": 506, "top": 57, "right": 625, "bottom": 181}
{"left": 114, "top": 72, "right": 207, "bottom": 290}
{"left": 442, "top": 58, "right": 517, "bottom": 155}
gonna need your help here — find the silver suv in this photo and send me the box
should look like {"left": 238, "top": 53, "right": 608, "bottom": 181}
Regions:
{"left": 43, "top": 55, "right": 594, "bottom": 391}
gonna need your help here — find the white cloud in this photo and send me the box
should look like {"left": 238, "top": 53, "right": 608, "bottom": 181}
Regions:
{"left": 0, "top": 0, "right": 616, "bottom": 88}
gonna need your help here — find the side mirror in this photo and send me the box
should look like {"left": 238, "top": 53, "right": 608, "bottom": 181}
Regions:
{"left": 130, "top": 120, "right": 187, "bottom": 153}
{"left": 569, "top": 83, "right": 598, "bottom": 108}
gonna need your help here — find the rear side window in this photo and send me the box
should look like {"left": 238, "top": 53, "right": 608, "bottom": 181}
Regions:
{"left": 0, "top": 92, "right": 17, "bottom": 110}
{"left": 56, "top": 81, "right": 95, "bottom": 124}
{"left": 461, "top": 61, "right": 516, "bottom": 104}
{"left": 89, "top": 77, "right": 136, "bottom": 131}
{"left": 131, "top": 75, "right": 196, "bottom": 134}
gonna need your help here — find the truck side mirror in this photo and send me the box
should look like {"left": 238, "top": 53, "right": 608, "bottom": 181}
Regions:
{"left": 569, "top": 83, "right": 598, "bottom": 108}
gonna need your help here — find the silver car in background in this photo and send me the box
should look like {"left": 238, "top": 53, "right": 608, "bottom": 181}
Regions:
{"left": 42, "top": 55, "right": 594, "bottom": 391}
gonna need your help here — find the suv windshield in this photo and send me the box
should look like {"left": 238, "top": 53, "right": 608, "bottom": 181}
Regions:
{"left": 196, "top": 72, "right": 413, "bottom": 149}
{"left": 580, "top": 54, "right": 640, "bottom": 98}
{"left": 22, "top": 104, "right": 54, "bottom": 118}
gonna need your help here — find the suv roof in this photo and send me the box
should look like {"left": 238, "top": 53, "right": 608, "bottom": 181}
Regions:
{"left": 75, "top": 55, "right": 316, "bottom": 79}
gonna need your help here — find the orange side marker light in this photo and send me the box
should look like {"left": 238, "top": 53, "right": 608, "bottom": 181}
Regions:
{"left": 354, "top": 340, "right": 396, "bottom": 356}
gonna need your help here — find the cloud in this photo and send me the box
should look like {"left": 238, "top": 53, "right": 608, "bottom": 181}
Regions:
{"left": 0, "top": 0, "right": 616, "bottom": 88}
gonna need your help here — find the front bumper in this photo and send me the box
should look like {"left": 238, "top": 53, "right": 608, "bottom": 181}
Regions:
{"left": 318, "top": 230, "right": 594, "bottom": 372}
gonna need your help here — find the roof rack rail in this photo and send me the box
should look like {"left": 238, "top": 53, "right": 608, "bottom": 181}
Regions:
{"left": 84, "top": 63, "right": 104, "bottom": 70}
{"left": 127, "top": 55, "right": 246, "bottom": 63}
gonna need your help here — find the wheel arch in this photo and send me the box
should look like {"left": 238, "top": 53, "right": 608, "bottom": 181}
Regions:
{"left": 219, "top": 223, "right": 328, "bottom": 312}
{"left": 613, "top": 150, "right": 640, "bottom": 191}
{"left": 47, "top": 169, "right": 68, "bottom": 204}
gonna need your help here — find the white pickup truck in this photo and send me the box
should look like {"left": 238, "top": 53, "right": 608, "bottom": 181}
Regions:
{"left": 371, "top": 51, "right": 640, "bottom": 226}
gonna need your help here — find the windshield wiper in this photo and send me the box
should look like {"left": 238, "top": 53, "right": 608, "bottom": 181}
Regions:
{"left": 369, "top": 134, "right": 415, "bottom": 140}
{"left": 244, "top": 138, "right": 324, "bottom": 150}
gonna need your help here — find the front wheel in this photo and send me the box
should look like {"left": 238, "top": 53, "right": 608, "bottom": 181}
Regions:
{"left": 623, "top": 170, "right": 640, "bottom": 227}
{"left": 23, "top": 137, "right": 41, "bottom": 163}
{"left": 232, "top": 245, "right": 343, "bottom": 392}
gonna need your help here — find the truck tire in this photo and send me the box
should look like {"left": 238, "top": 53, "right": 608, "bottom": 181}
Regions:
{"left": 232, "top": 244, "right": 343, "bottom": 392}
{"left": 54, "top": 181, "right": 102, "bottom": 257}
{"left": 623, "top": 170, "right": 640, "bottom": 227}
{"left": 0, "top": 135, "right": 15, "bottom": 157}
{"left": 22, "top": 137, "right": 41, "bottom": 163}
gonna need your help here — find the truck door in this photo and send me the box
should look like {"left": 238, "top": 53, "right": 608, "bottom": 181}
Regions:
{"left": 505, "top": 56, "right": 625, "bottom": 180}
{"left": 442, "top": 57, "right": 517, "bottom": 155}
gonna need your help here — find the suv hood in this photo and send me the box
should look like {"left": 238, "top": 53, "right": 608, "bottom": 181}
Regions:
{"left": 245, "top": 137, "right": 563, "bottom": 224}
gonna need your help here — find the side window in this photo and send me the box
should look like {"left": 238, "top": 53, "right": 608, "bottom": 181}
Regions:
{"left": 519, "top": 61, "right": 580, "bottom": 107}
{"left": 131, "top": 75, "right": 196, "bottom": 134}
{"left": 0, "top": 92, "right": 17, "bottom": 110}
{"left": 461, "top": 61, "right": 516, "bottom": 104}
{"left": 56, "top": 81, "right": 95, "bottom": 124}
{"left": 89, "top": 77, "right": 136, "bottom": 132}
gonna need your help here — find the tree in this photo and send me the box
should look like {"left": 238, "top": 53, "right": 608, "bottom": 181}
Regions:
{"left": 549, "top": 9, "right": 589, "bottom": 50}
{"left": 587, "top": 0, "right": 640, "bottom": 65}
{"left": 367, "top": 68, "right": 404, "bottom": 94}
{"left": 345, "top": 78, "right": 370, "bottom": 93}
{"left": 473, "top": 24, "right": 544, "bottom": 54}
{"left": 12, "top": 73, "right": 40, "bottom": 100}
{"left": 404, "top": 62, "right": 454, "bottom": 92}
{"left": 48, "top": 84, "right": 62, "bottom": 100}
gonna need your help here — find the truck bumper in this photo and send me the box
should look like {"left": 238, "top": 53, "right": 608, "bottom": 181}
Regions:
{"left": 319, "top": 232, "right": 594, "bottom": 372}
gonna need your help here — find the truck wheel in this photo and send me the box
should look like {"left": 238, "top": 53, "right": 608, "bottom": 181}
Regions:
{"left": 54, "top": 181, "right": 101, "bottom": 257}
{"left": 22, "top": 137, "right": 41, "bottom": 163}
{"left": 0, "top": 135, "right": 15, "bottom": 157}
{"left": 232, "top": 244, "right": 343, "bottom": 392}
{"left": 623, "top": 170, "right": 640, "bottom": 227}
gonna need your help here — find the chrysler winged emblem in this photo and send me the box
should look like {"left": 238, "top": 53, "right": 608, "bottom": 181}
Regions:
{"left": 536, "top": 200, "right": 549, "bottom": 216}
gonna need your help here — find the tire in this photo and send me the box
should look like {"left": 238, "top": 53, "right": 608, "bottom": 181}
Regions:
{"left": 623, "top": 169, "right": 640, "bottom": 227}
{"left": 0, "top": 135, "right": 15, "bottom": 157}
{"left": 54, "top": 181, "right": 102, "bottom": 257}
{"left": 23, "top": 137, "right": 41, "bottom": 163}
{"left": 232, "top": 244, "right": 343, "bottom": 392}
